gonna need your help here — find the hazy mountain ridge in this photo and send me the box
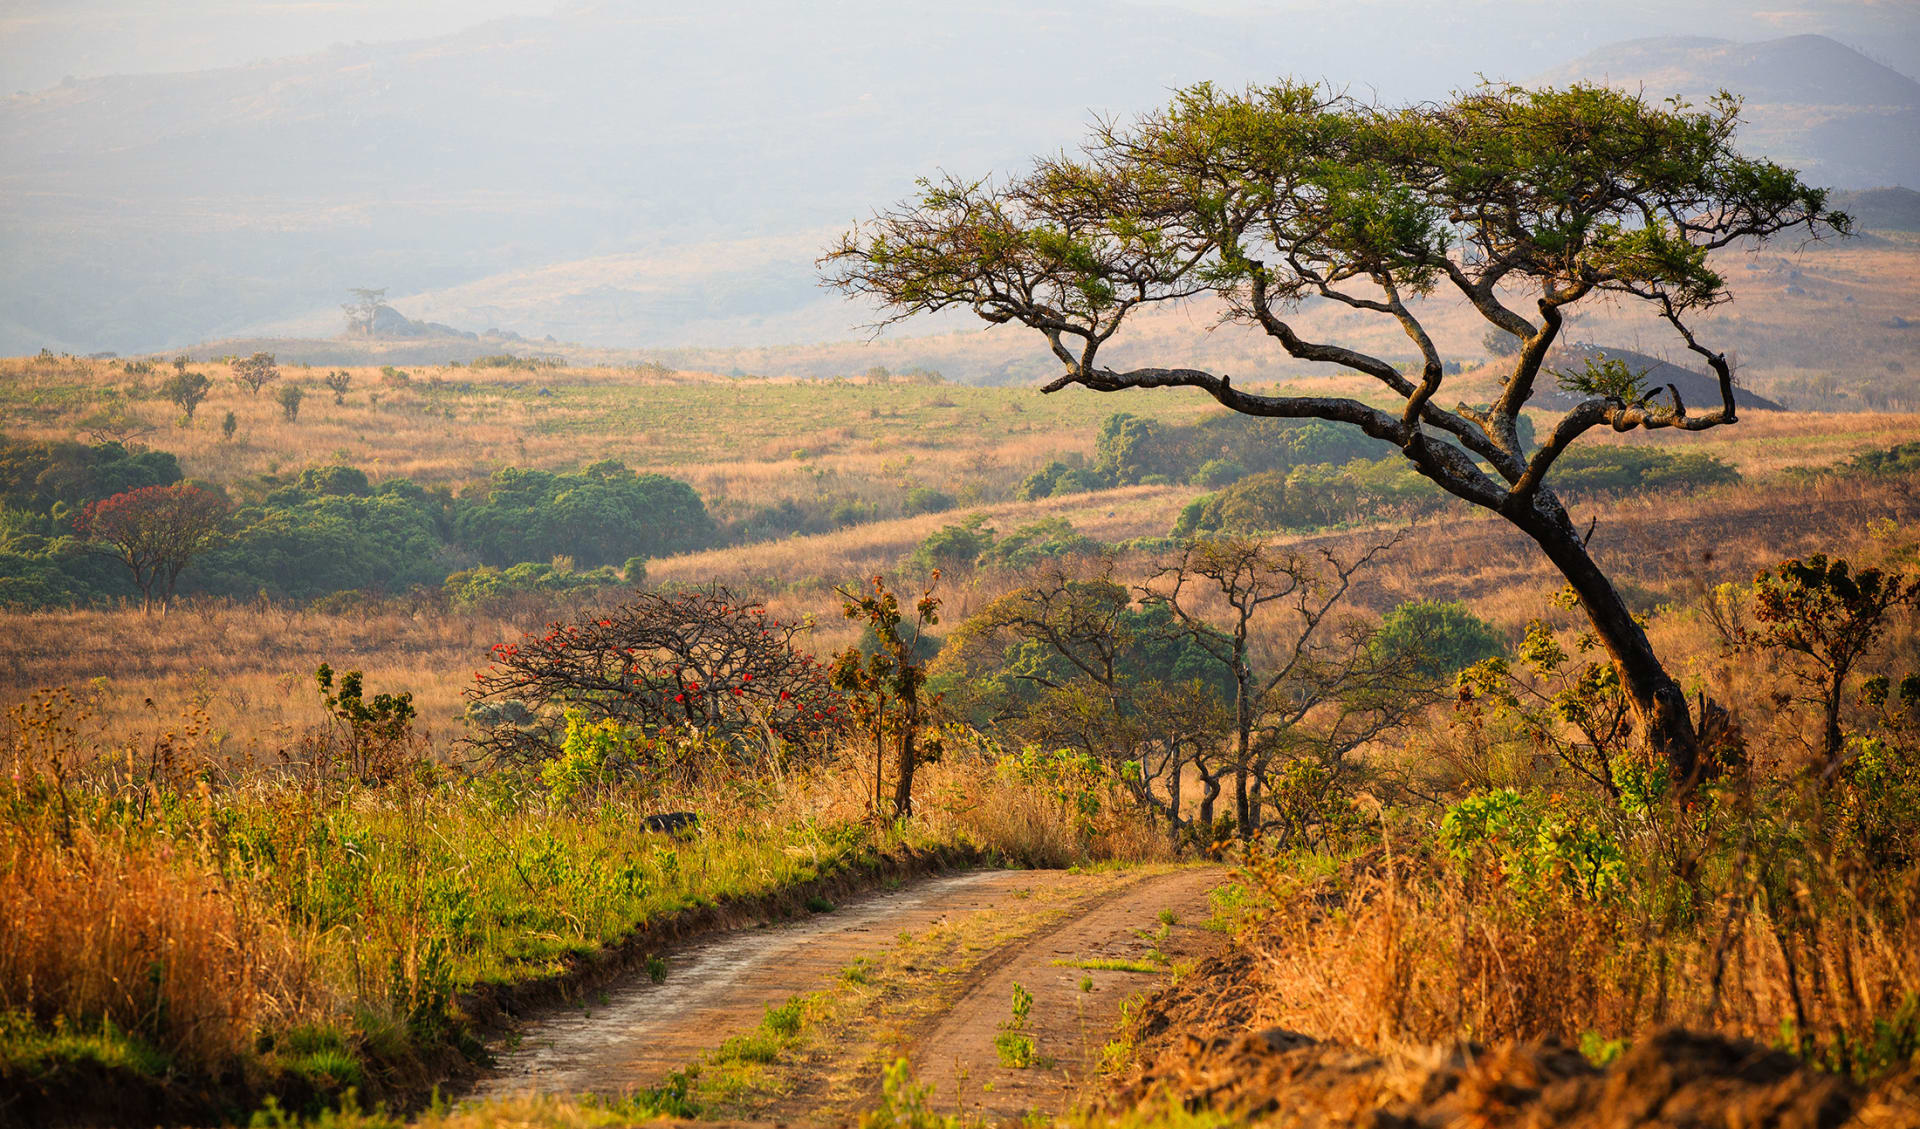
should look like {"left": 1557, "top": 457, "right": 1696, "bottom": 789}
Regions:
{"left": 2, "top": 5, "right": 1915, "bottom": 356}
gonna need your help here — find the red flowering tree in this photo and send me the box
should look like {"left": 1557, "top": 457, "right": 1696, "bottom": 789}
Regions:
{"left": 75, "top": 482, "right": 229, "bottom": 611}
{"left": 465, "top": 586, "right": 847, "bottom": 767}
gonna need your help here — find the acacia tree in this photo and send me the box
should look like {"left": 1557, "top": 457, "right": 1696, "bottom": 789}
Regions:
{"left": 75, "top": 482, "right": 228, "bottom": 611}
{"left": 824, "top": 81, "right": 1846, "bottom": 780}
{"left": 342, "top": 288, "right": 387, "bottom": 337}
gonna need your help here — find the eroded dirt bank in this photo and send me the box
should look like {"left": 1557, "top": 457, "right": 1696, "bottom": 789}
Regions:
{"left": 1113, "top": 948, "right": 1920, "bottom": 1128}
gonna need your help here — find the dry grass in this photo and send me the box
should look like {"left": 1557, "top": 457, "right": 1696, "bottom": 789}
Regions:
{"left": 1237, "top": 828, "right": 1920, "bottom": 1064}
{"left": 0, "top": 822, "right": 321, "bottom": 1071}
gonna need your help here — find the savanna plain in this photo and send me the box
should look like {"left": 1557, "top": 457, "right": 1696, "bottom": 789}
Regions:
{"left": 4, "top": 257, "right": 1920, "bottom": 1126}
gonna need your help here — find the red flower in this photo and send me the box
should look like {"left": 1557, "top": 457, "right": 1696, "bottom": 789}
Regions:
{"left": 779, "top": 690, "right": 790, "bottom": 700}
{"left": 600, "top": 619, "right": 612, "bottom": 627}
{"left": 674, "top": 693, "right": 686, "bottom": 703}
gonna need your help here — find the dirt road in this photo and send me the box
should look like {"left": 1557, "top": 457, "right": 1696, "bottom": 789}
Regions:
{"left": 467, "top": 864, "right": 1224, "bottom": 1121}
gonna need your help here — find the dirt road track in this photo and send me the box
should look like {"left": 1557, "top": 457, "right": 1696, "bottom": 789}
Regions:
{"left": 908, "top": 866, "right": 1222, "bottom": 1122}
{"left": 467, "top": 865, "right": 1224, "bottom": 1119}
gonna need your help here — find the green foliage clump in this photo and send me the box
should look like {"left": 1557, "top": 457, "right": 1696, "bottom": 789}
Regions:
{"left": 1439, "top": 788, "right": 1626, "bottom": 902}
{"left": 902, "top": 486, "right": 954, "bottom": 515}
{"left": 455, "top": 459, "right": 711, "bottom": 568}
{"left": 1371, "top": 600, "right": 1507, "bottom": 679}
{"left": 1174, "top": 459, "right": 1442, "bottom": 537}
{"left": 1549, "top": 446, "right": 1740, "bottom": 495}
{"left": 908, "top": 514, "right": 996, "bottom": 574}
{"left": 442, "top": 561, "right": 624, "bottom": 610}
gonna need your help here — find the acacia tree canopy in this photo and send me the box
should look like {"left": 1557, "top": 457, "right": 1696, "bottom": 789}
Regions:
{"left": 823, "top": 80, "right": 1847, "bottom": 777}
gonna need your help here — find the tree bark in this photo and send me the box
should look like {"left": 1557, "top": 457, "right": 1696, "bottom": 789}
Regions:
{"left": 1517, "top": 504, "right": 1700, "bottom": 782}
{"left": 893, "top": 710, "right": 916, "bottom": 818}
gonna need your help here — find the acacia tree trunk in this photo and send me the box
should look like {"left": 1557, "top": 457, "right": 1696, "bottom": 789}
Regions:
{"left": 1517, "top": 506, "right": 1700, "bottom": 782}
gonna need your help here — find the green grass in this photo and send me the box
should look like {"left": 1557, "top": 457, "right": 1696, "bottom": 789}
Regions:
{"left": 1050, "top": 957, "right": 1160, "bottom": 973}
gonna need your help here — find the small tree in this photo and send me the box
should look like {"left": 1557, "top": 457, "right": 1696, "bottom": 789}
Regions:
{"left": 1142, "top": 535, "right": 1432, "bottom": 840}
{"left": 221, "top": 411, "right": 238, "bottom": 442}
{"left": 171, "top": 354, "right": 189, "bottom": 374}
{"left": 831, "top": 574, "right": 942, "bottom": 819}
{"left": 1744, "top": 554, "right": 1919, "bottom": 773}
{"left": 231, "top": 352, "right": 280, "bottom": 396}
{"left": 314, "top": 664, "right": 419, "bottom": 784}
{"left": 161, "top": 370, "right": 212, "bottom": 421}
{"left": 275, "top": 383, "right": 305, "bottom": 421}
{"left": 75, "top": 482, "right": 228, "bottom": 611}
{"left": 323, "top": 370, "right": 352, "bottom": 405}
{"left": 80, "top": 402, "right": 154, "bottom": 446}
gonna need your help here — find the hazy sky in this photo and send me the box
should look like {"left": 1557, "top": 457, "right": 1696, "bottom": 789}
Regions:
{"left": 3, "top": 0, "right": 1915, "bottom": 94}
{"left": 0, "top": 1, "right": 561, "bottom": 91}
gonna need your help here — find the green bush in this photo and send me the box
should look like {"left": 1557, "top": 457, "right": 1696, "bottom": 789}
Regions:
{"left": 442, "top": 562, "right": 624, "bottom": 610}
{"left": 1371, "top": 600, "right": 1507, "bottom": 679}
{"left": 1549, "top": 446, "right": 1740, "bottom": 495}
{"left": 908, "top": 514, "right": 995, "bottom": 573}
{"left": 903, "top": 486, "right": 956, "bottom": 515}
{"left": 454, "top": 460, "right": 712, "bottom": 568}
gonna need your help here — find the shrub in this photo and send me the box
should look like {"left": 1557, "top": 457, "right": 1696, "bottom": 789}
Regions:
{"left": 1549, "top": 446, "right": 1740, "bottom": 495}
{"left": 908, "top": 514, "right": 995, "bottom": 574}
{"left": 442, "top": 561, "right": 624, "bottom": 610}
{"left": 466, "top": 587, "right": 846, "bottom": 766}
{"left": 903, "top": 486, "right": 955, "bottom": 515}
{"left": 981, "top": 518, "right": 1100, "bottom": 570}
{"left": 1190, "top": 457, "right": 1244, "bottom": 487}
{"left": 1371, "top": 600, "right": 1507, "bottom": 679}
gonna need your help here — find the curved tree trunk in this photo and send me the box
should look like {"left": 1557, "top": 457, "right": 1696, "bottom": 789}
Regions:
{"left": 1516, "top": 504, "right": 1700, "bottom": 783}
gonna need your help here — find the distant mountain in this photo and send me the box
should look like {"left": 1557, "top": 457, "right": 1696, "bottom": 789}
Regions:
{"left": 4, "top": 11, "right": 1916, "bottom": 358}
{"left": 1531, "top": 344, "right": 1786, "bottom": 414}
{"left": 1535, "top": 35, "right": 1920, "bottom": 190}
{"left": 1831, "top": 187, "right": 1920, "bottom": 232}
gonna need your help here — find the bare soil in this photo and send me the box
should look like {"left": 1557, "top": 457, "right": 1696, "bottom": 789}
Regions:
{"left": 908, "top": 866, "right": 1223, "bottom": 1122}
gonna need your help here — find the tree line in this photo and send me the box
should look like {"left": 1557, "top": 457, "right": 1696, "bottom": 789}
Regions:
{"left": 0, "top": 437, "right": 712, "bottom": 610}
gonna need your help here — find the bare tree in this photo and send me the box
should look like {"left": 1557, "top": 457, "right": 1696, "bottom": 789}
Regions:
{"left": 1140, "top": 535, "right": 1433, "bottom": 840}
{"left": 824, "top": 81, "right": 1847, "bottom": 781}
{"left": 80, "top": 402, "right": 155, "bottom": 446}
{"left": 323, "top": 370, "right": 352, "bottom": 405}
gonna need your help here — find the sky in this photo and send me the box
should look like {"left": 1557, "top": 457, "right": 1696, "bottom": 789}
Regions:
{"left": 0, "top": 1, "right": 560, "bottom": 92}
{"left": 2, "top": 0, "right": 1915, "bottom": 95}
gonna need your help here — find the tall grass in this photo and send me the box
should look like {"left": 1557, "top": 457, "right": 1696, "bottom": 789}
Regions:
{"left": 0, "top": 675, "right": 1166, "bottom": 1115}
